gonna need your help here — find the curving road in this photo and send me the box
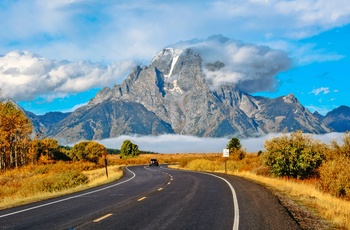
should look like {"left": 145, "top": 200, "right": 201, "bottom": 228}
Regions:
{"left": 0, "top": 165, "right": 300, "bottom": 230}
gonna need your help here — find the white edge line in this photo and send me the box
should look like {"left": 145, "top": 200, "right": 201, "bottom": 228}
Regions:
{"left": 201, "top": 172, "right": 239, "bottom": 230}
{"left": 0, "top": 167, "right": 136, "bottom": 219}
{"left": 162, "top": 166, "right": 239, "bottom": 230}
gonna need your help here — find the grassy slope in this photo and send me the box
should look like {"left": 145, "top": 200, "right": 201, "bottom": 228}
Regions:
{"left": 0, "top": 163, "right": 123, "bottom": 210}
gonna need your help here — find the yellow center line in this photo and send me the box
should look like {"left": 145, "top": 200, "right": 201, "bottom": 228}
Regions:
{"left": 158, "top": 188, "right": 163, "bottom": 191}
{"left": 93, "top": 213, "right": 113, "bottom": 223}
{"left": 137, "top": 196, "right": 147, "bottom": 201}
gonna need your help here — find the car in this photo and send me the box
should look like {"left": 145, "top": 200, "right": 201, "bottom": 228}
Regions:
{"left": 149, "top": 158, "right": 159, "bottom": 166}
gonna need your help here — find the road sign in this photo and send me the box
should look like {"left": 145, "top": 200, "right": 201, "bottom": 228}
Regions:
{"left": 223, "top": 149, "right": 229, "bottom": 157}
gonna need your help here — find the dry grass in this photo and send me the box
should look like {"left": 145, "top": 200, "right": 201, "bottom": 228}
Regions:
{"left": 0, "top": 162, "right": 123, "bottom": 210}
{"left": 82, "top": 165, "right": 123, "bottom": 187}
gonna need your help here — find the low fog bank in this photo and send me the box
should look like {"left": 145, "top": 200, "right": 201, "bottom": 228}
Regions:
{"left": 96, "top": 132, "right": 345, "bottom": 154}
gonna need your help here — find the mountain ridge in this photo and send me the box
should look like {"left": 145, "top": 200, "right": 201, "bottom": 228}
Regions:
{"left": 43, "top": 47, "right": 334, "bottom": 143}
{"left": 2, "top": 44, "right": 349, "bottom": 143}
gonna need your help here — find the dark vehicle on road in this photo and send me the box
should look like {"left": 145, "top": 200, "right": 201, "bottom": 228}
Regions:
{"left": 149, "top": 159, "right": 159, "bottom": 166}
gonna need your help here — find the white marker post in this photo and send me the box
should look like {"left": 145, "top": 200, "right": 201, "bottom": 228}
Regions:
{"left": 223, "top": 149, "right": 229, "bottom": 173}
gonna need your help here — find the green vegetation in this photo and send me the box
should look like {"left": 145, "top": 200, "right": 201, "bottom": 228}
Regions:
{"left": 107, "top": 148, "right": 120, "bottom": 154}
{"left": 227, "top": 137, "right": 246, "bottom": 160}
{"left": 70, "top": 141, "right": 107, "bottom": 163}
{"left": 120, "top": 140, "right": 140, "bottom": 159}
{"left": 227, "top": 137, "right": 242, "bottom": 151}
{"left": 263, "top": 131, "right": 327, "bottom": 179}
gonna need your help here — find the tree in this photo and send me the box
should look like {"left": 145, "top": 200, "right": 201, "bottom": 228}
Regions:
{"left": 70, "top": 141, "right": 89, "bottom": 161}
{"left": 263, "top": 131, "right": 327, "bottom": 179}
{"left": 40, "top": 138, "right": 59, "bottom": 163}
{"left": 27, "top": 138, "right": 42, "bottom": 165}
{"left": 0, "top": 101, "right": 32, "bottom": 170}
{"left": 70, "top": 141, "right": 106, "bottom": 163}
{"left": 227, "top": 137, "right": 242, "bottom": 151}
{"left": 120, "top": 140, "right": 140, "bottom": 159}
{"left": 226, "top": 137, "right": 245, "bottom": 160}
{"left": 85, "top": 141, "right": 106, "bottom": 163}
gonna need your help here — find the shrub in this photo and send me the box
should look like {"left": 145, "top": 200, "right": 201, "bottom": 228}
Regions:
{"left": 319, "top": 156, "right": 350, "bottom": 198}
{"left": 319, "top": 133, "right": 350, "bottom": 199}
{"left": 263, "top": 131, "right": 327, "bottom": 179}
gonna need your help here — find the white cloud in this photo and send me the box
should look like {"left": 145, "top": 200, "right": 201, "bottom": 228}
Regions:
{"left": 1, "top": 0, "right": 350, "bottom": 62}
{"left": 310, "top": 87, "right": 330, "bottom": 95}
{"left": 212, "top": 0, "right": 350, "bottom": 39}
{"left": 0, "top": 50, "right": 135, "bottom": 101}
{"left": 95, "top": 132, "right": 345, "bottom": 153}
{"left": 289, "top": 43, "right": 345, "bottom": 65}
{"left": 172, "top": 35, "right": 292, "bottom": 93}
{"left": 61, "top": 102, "right": 88, "bottom": 113}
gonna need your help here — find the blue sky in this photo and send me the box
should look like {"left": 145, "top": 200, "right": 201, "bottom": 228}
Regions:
{"left": 0, "top": 0, "right": 349, "bottom": 115}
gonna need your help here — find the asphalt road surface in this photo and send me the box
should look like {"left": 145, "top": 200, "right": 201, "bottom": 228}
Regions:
{"left": 0, "top": 165, "right": 301, "bottom": 230}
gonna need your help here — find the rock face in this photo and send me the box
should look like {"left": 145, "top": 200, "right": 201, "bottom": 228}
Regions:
{"left": 46, "top": 47, "right": 331, "bottom": 143}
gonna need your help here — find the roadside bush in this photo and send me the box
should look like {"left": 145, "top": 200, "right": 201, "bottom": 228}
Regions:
{"left": 319, "top": 133, "right": 350, "bottom": 199}
{"left": 230, "top": 148, "right": 246, "bottom": 160}
{"left": 319, "top": 156, "right": 350, "bottom": 199}
{"left": 263, "top": 131, "right": 327, "bottom": 179}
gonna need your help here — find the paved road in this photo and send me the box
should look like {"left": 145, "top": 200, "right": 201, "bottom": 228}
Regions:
{"left": 0, "top": 165, "right": 300, "bottom": 230}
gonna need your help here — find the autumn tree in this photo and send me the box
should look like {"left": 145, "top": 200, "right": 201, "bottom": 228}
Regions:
{"left": 120, "top": 140, "right": 140, "bottom": 159}
{"left": 27, "top": 138, "right": 42, "bottom": 165}
{"left": 70, "top": 141, "right": 106, "bottom": 163}
{"left": 0, "top": 101, "right": 32, "bottom": 170}
{"left": 319, "top": 132, "right": 350, "bottom": 198}
{"left": 85, "top": 141, "right": 107, "bottom": 163}
{"left": 40, "top": 138, "right": 59, "bottom": 162}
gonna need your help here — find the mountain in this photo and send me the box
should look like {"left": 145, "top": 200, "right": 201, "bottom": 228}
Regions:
{"left": 322, "top": 105, "right": 350, "bottom": 132}
{"left": 48, "top": 100, "right": 174, "bottom": 143}
{"left": 46, "top": 47, "right": 330, "bottom": 143}
{"left": 0, "top": 98, "right": 71, "bottom": 134}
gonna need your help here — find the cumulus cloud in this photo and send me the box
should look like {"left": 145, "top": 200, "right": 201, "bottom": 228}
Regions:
{"left": 95, "top": 132, "right": 345, "bottom": 153}
{"left": 173, "top": 35, "right": 292, "bottom": 93}
{"left": 0, "top": 51, "right": 135, "bottom": 101}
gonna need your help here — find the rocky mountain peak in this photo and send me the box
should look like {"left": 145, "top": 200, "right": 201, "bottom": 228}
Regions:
{"left": 282, "top": 94, "right": 298, "bottom": 104}
{"left": 43, "top": 46, "right": 333, "bottom": 143}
